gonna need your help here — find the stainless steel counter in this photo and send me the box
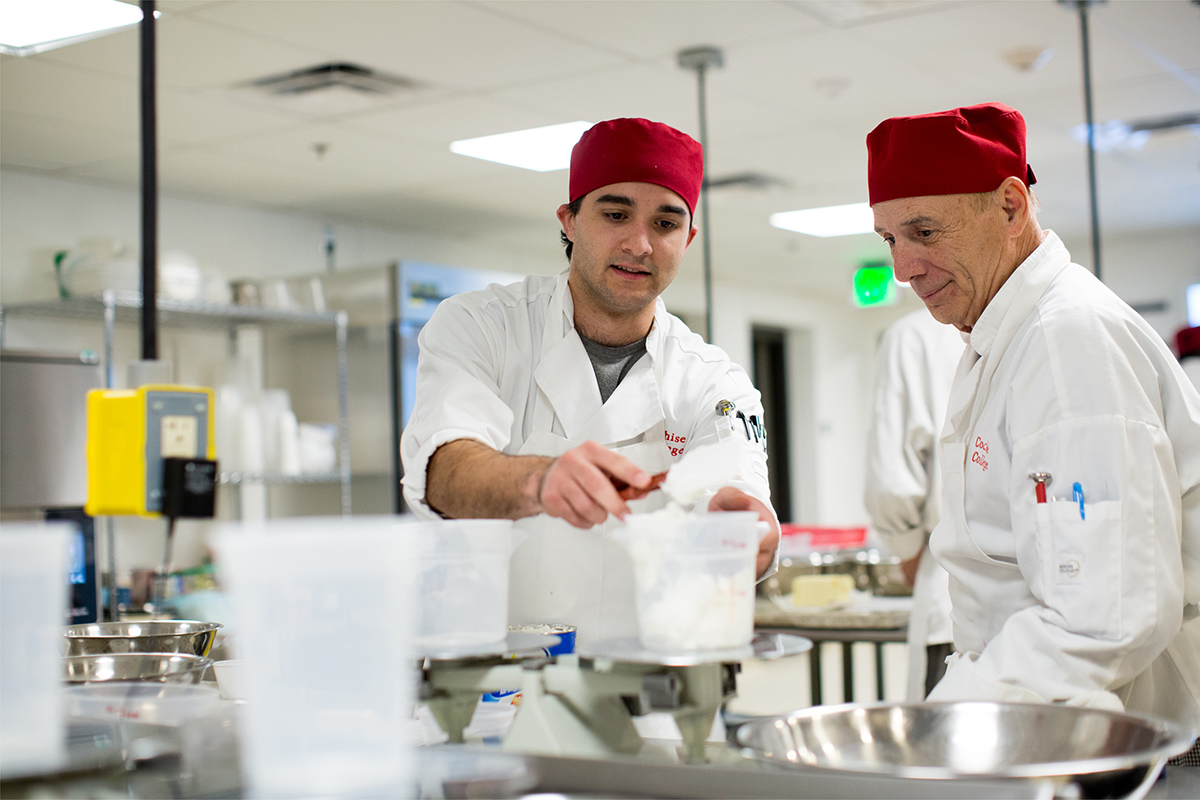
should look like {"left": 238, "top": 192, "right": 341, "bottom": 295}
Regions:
{"left": 4, "top": 713, "right": 1198, "bottom": 799}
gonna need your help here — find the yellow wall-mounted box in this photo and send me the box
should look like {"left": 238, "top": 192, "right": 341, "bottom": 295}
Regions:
{"left": 85, "top": 384, "right": 215, "bottom": 518}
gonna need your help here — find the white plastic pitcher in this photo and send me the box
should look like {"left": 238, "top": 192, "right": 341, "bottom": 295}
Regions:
{"left": 409, "top": 519, "right": 514, "bottom": 654}
{"left": 211, "top": 516, "right": 414, "bottom": 799}
{"left": 612, "top": 510, "right": 759, "bottom": 652}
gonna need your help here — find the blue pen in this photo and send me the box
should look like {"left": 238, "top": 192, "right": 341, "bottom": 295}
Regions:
{"left": 1072, "top": 482, "right": 1085, "bottom": 520}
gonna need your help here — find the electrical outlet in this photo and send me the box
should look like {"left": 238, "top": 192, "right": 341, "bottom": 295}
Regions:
{"left": 161, "top": 415, "right": 198, "bottom": 457}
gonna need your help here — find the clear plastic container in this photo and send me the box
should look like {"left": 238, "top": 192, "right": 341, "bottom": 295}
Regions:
{"left": 409, "top": 519, "right": 514, "bottom": 655}
{"left": 65, "top": 683, "right": 219, "bottom": 726}
{"left": 0, "top": 523, "right": 70, "bottom": 778}
{"left": 613, "top": 510, "right": 759, "bottom": 652}
{"left": 210, "top": 516, "right": 414, "bottom": 799}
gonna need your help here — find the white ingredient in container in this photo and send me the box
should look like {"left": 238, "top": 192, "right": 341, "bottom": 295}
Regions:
{"left": 615, "top": 504, "right": 757, "bottom": 652}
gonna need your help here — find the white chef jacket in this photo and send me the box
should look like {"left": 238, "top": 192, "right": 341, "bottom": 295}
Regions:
{"left": 400, "top": 271, "right": 776, "bottom": 645}
{"left": 926, "top": 231, "right": 1200, "bottom": 732}
{"left": 865, "top": 308, "right": 964, "bottom": 700}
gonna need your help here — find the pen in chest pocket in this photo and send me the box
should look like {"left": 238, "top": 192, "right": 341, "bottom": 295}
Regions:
{"left": 1029, "top": 472, "right": 1052, "bottom": 504}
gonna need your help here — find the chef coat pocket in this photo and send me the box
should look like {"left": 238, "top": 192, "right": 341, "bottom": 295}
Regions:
{"left": 1034, "top": 499, "right": 1122, "bottom": 639}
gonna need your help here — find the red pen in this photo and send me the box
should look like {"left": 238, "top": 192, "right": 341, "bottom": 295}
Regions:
{"left": 1029, "top": 472, "right": 1052, "bottom": 503}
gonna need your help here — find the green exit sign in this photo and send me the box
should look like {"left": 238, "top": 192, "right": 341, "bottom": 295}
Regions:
{"left": 853, "top": 264, "right": 896, "bottom": 308}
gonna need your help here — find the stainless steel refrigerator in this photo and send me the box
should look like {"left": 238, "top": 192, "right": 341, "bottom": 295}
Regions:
{"left": 0, "top": 349, "right": 103, "bottom": 623}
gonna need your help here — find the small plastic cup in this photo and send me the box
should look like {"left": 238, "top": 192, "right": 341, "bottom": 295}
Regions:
{"left": 212, "top": 659, "right": 245, "bottom": 700}
{"left": 211, "top": 516, "right": 414, "bottom": 799}
{"left": 613, "top": 511, "right": 759, "bottom": 652}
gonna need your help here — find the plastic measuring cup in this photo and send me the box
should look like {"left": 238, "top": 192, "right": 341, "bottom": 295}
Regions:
{"left": 612, "top": 510, "right": 759, "bottom": 652}
{"left": 408, "top": 518, "right": 514, "bottom": 656}
{"left": 211, "top": 516, "right": 414, "bottom": 799}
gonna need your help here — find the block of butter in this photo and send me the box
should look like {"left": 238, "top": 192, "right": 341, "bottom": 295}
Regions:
{"left": 791, "top": 574, "right": 855, "bottom": 607}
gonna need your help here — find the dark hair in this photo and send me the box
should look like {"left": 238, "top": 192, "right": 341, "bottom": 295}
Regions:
{"left": 560, "top": 196, "right": 583, "bottom": 262}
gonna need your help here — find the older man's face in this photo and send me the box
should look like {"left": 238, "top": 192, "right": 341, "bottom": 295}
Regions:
{"left": 873, "top": 193, "right": 1010, "bottom": 332}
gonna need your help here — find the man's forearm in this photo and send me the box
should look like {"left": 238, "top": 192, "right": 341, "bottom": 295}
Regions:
{"left": 425, "top": 439, "right": 554, "bottom": 520}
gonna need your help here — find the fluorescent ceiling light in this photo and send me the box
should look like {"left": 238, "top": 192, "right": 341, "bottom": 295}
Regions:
{"left": 770, "top": 202, "right": 875, "bottom": 237}
{"left": 450, "top": 121, "right": 592, "bottom": 172}
{"left": 0, "top": 0, "right": 148, "bottom": 56}
{"left": 1070, "top": 120, "right": 1150, "bottom": 153}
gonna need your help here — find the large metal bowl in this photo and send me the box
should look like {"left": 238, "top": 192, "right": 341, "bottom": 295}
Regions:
{"left": 737, "top": 702, "right": 1196, "bottom": 798}
{"left": 63, "top": 653, "right": 213, "bottom": 684}
{"left": 63, "top": 620, "right": 222, "bottom": 657}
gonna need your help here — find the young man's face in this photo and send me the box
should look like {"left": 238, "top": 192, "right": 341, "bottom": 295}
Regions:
{"left": 557, "top": 181, "right": 697, "bottom": 319}
{"left": 872, "top": 192, "right": 1010, "bottom": 332}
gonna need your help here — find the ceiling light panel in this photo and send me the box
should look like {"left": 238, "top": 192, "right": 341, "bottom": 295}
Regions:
{"left": 0, "top": 0, "right": 145, "bottom": 56}
{"left": 770, "top": 202, "right": 875, "bottom": 237}
{"left": 450, "top": 121, "right": 592, "bottom": 172}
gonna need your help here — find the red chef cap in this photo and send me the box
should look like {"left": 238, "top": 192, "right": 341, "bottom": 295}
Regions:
{"left": 569, "top": 118, "right": 703, "bottom": 216}
{"left": 867, "top": 102, "right": 1037, "bottom": 205}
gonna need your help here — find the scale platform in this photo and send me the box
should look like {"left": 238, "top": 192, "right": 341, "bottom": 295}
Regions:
{"left": 415, "top": 631, "right": 561, "bottom": 662}
{"left": 576, "top": 632, "right": 812, "bottom": 666}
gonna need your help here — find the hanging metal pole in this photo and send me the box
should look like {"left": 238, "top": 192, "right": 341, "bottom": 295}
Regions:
{"left": 1061, "top": 0, "right": 1105, "bottom": 281}
{"left": 140, "top": 1, "right": 159, "bottom": 357}
{"left": 678, "top": 46, "right": 724, "bottom": 343}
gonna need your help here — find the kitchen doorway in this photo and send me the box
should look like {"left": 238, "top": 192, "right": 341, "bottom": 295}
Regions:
{"left": 752, "top": 326, "right": 792, "bottom": 522}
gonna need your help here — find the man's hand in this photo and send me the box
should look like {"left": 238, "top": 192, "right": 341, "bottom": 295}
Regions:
{"left": 426, "top": 439, "right": 651, "bottom": 526}
{"left": 538, "top": 441, "right": 652, "bottom": 528}
{"left": 901, "top": 555, "right": 921, "bottom": 587}
{"left": 708, "top": 486, "right": 780, "bottom": 578}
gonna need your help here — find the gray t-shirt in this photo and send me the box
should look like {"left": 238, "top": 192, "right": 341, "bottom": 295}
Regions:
{"left": 578, "top": 333, "right": 648, "bottom": 403}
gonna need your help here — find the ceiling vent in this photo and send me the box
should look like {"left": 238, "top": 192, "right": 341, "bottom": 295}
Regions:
{"left": 705, "top": 172, "right": 790, "bottom": 191}
{"left": 248, "top": 62, "right": 417, "bottom": 96}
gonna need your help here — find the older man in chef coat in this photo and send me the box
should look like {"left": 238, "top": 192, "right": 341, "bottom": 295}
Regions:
{"left": 401, "top": 118, "right": 779, "bottom": 646}
{"left": 866, "top": 103, "right": 1200, "bottom": 753}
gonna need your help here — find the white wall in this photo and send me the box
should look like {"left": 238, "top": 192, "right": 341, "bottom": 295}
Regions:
{"left": 1059, "top": 228, "right": 1200, "bottom": 345}
{"left": 3, "top": 168, "right": 1195, "bottom": 579}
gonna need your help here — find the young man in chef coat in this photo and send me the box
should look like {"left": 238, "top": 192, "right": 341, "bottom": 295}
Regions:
{"left": 401, "top": 118, "right": 779, "bottom": 647}
{"left": 866, "top": 103, "right": 1200, "bottom": 753}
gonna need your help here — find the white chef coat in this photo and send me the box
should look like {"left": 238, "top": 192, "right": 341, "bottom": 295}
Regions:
{"left": 926, "top": 231, "right": 1200, "bottom": 732}
{"left": 865, "top": 308, "right": 964, "bottom": 700}
{"left": 400, "top": 271, "right": 776, "bottom": 646}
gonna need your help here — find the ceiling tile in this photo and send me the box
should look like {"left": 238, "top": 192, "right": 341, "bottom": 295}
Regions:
{"left": 196, "top": 122, "right": 482, "bottom": 190}
{"left": 1, "top": 56, "right": 137, "bottom": 133}
{"left": 38, "top": 13, "right": 328, "bottom": 91}
{"left": 185, "top": 0, "right": 624, "bottom": 90}
{"left": 472, "top": 0, "right": 826, "bottom": 59}
{"left": 1, "top": 112, "right": 138, "bottom": 170}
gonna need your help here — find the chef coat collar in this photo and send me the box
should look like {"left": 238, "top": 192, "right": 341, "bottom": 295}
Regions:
{"left": 555, "top": 268, "right": 669, "bottom": 358}
{"left": 535, "top": 270, "right": 669, "bottom": 441}
{"left": 967, "top": 230, "right": 1069, "bottom": 359}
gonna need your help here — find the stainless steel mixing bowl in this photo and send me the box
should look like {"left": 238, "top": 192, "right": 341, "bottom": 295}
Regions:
{"left": 63, "top": 653, "right": 213, "bottom": 684}
{"left": 63, "top": 620, "right": 222, "bottom": 657}
{"left": 736, "top": 702, "right": 1196, "bottom": 798}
